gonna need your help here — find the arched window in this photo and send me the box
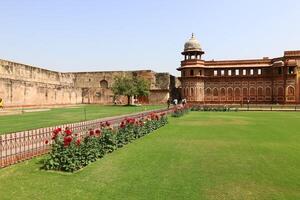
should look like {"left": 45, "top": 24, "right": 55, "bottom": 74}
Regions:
{"left": 278, "top": 87, "right": 284, "bottom": 96}
{"left": 266, "top": 87, "right": 271, "bottom": 96}
{"left": 234, "top": 88, "right": 240, "bottom": 97}
{"left": 190, "top": 70, "right": 194, "bottom": 76}
{"left": 228, "top": 88, "right": 233, "bottom": 97}
{"left": 250, "top": 88, "right": 256, "bottom": 96}
{"left": 287, "top": 86, "right": 295, "bottom": 96}
{"left": 191, "top": 88, "right": 194, "bottom": 96}
{"left": 100, "top": 80, "right": 108, "bottom": 89}
{"left": 213, "top": 88, "right": 218, "bottom": 96}
{"left": 243, "top": 88, "right": 248, "bottom": 96}
{"left": 220, "top": 88, "right": 226, "bottom": 96}
{"left": 257, "top": 87, "right": 263, "bottom": 96}
{"left": 206, "top": 88, "right": 211, "bottom": 96}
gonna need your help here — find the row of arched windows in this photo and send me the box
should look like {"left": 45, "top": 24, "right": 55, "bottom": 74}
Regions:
{"left": 204, "top": 87, "right": 270, "bottom": 97}
{"left": 182, "top": 86, "right": 295, "bottom": 97}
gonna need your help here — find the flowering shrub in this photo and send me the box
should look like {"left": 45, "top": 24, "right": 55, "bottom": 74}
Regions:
{"left": 43, "top": 113, "right": 168, "bottom": 172}
{"left": 171, "top": 106, "right": 189, "bottom": 117}
{"left": 190, "top": 105, "right": 235, "bottom": 112}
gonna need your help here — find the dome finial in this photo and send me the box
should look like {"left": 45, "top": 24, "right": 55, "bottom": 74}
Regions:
{"left": 192, "top": 33, "right": 194, "bottom": 38}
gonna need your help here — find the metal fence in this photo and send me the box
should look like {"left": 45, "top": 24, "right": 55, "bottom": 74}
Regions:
{"left": 238, "top": 104, "right": 300, "bottom": 111}
{"left": 0, "top": 108, "right": 172, "bottom": 168}
{"left": 191, "top": 104, "right": 300, "bottom": 112}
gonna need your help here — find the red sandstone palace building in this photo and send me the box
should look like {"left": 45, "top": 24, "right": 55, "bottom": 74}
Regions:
{"left": 178, "top": 34, "right": 300, "bottom": 104}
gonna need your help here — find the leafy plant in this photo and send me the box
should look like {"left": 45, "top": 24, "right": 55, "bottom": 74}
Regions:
{"left": 111, "top": 76, "right": 150, "bottom": 105}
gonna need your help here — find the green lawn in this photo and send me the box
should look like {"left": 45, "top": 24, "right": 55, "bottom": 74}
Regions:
{"left": 0, "top": 104, "right": 164, "bottom": 134}
{"left": 1, "top": 111, "right": 300, "bottom": 199}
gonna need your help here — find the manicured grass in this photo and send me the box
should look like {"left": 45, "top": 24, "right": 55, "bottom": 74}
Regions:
{"left": 1, "top": 111, "right": 300, "bottom": 199}
{"left": 0, "top": 104, "right": 164, "bottom": 134}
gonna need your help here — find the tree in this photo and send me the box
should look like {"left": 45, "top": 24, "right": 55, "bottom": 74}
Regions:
{"left": 111, "top": 76, "right": 150, "bottom": 105}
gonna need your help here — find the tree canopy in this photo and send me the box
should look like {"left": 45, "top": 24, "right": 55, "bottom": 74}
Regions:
{"left": 111, "top": 76, "right": 150, "bottom": 105}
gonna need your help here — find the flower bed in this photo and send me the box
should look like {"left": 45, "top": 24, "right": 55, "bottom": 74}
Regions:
{"left": 43, "top": 112, "right": 168, "bottom": 172}
{"left": 171, "top": 105, "right": 189, "bottom": 117}
{"left": 190, "top": 105, "right": 238, "bottom": 112}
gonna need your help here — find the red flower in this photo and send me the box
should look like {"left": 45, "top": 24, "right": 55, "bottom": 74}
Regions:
{"left": 130, "top": 118, "right": 135, "bottom": 124}
{"left": 51, "top": 127, "right": 62, "bottom": 139}
{"left": 89, "top": 130, "right": 94, "bottom": 136}
{"left": 95, "top": 129, "right": 101, "bottom": 136}
{"left": 139, "top": 120, "right": 144, "bottom": 126}
{"left": 106, "top": 121, "right": 110, "bottom": 126}
{"left": 45, "top": 140, "right": 49, "bottom": 144}
{"left": 53, "top": 128, "right": 61, "bottom": 134}
{"left": 76, "top": 138, "right": 81, "bottom": 146}
{"left": 75, "top": 133, "right": 78, "bottom": 137}
{"left": 64, "top": 136, "right": 73, "bottom": 147}
{"left": 120, "top": 121, "right": 126, "bottom": 128}
{"left": 64, "top": 128, "right": 72, "bottom": 136}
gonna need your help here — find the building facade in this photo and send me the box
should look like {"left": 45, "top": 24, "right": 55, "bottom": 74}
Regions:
{"left": 178, "top": 34, "right": 300, "bottom": 104}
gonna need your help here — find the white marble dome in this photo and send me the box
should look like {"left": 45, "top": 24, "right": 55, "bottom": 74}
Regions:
{"left": 184, "top": 33, "right": 202, "bottom": 52}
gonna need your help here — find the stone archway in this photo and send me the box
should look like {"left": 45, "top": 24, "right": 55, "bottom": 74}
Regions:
{"left": 100, "top": 80, "right": 108, "bottom": 89}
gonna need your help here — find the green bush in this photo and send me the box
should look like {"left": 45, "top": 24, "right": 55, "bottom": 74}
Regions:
{"left": 43, "top": 112, "right": 168, "bottom": 172}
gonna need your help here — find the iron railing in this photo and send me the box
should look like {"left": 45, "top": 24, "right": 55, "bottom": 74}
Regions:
{"left": 0, "top": 108, "right": 172, "bottom": 168}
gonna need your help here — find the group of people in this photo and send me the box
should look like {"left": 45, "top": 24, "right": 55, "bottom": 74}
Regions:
{"left": 167, "top": 98, "right": 186, "bottom": 109}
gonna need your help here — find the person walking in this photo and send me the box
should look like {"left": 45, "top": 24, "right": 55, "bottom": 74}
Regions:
{"left": 182, "top": 98, "right": 186, "bottom": 107}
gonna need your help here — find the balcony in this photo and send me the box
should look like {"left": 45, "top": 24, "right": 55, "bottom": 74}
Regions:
{"left": 181, "top": 59, "right": 205, "bottom": 66}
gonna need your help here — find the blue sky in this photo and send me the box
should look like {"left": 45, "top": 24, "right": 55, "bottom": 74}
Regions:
{"left": 0, "top": 0, "right": 300, "bottom": 76}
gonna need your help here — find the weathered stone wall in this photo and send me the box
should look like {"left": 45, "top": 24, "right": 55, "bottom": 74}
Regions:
{"left": 73, "top": 70, "right": 175, "bottom": 104}
{"left": 0, "top": 59, "right": 82, "bottom": 107}
{"left": 0, "top": 59, "right": 175, "bottom": 107}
